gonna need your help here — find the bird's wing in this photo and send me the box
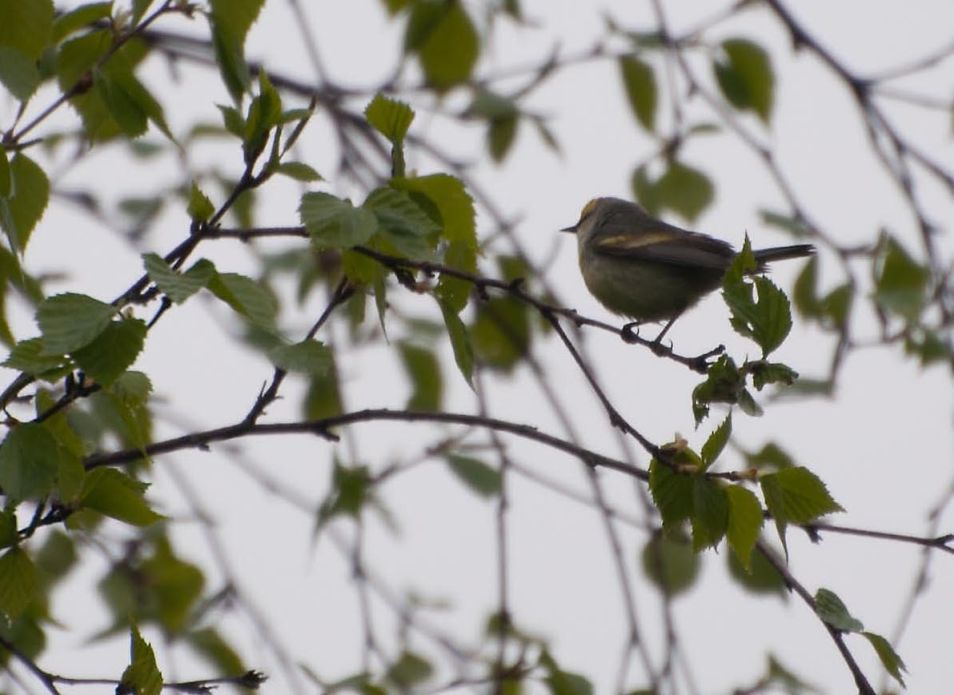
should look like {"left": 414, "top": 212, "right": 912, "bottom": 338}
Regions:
{"left": 592, "top": 220, "right": 736, "bottom": 271}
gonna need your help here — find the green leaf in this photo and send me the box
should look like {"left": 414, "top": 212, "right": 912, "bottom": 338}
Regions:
{"left": 488, "top": 114, "right": 518, "bottom": 162}
{"left": 725, "top": 485, "right": 763, "bottom": 570}
{"left": 650, "top": 161, "right": 714, "bottom": 223}
{"left": 700, "top": 413, "right": 731, "bottom": 469}
{"left": 863, "top": 631, "right": 906, "bottom": 687}
{"left": 0, "top": 46, "right": 40, "bottom": 101}
{"left": 2, "top": 337, "right": 70, "bottom": 377}
{"left": 140, "top": 536, "right": 205, "bottom": 633}
{"left": 0, "top": 423, "right": 60, "bottom": 501}
{"left": 267, "top": 339, "right": 333, "bottom": 376}
{"left": 814, "top": 588, "right": 863, "bottom": 633}
{"left": 0, "top": 510, "right": 16, "bottom": 549}
{"left": 120, "top": 626, "right": 163, "bottom": 695}
{"left": 748, "top": 360, "right": 798, "bottom": 391}
{"left": 405, "top": 0, "right": 479, "bottom": 92}
{"left": 875, "top": 237, "right": 928, "bottom": 320}
{"left": 692, "top": 354, "right": 754, "bottom": 425}
{"left": 691, "top": 477, "right": 728, "bottom": 550}
{"left": 318, "top": 461, "right": 372, "bottom": 525}
{"left": 648, "top": 460, "right": 694, "bottom": 528}
{"left": 821, "top": 283, "right": 853, "bottom": 330}
{"left": 52, "top": 3, "right": 113, "bottom": 43}
{"left": 72, "top": 318, "right": 147, "bottom": 386}
{"left": 714, "top": 38, "right": 774, "bottom": 123}
{"left": 470, "top": 296, "right": 531, "bottom": 372}
{"left": 187, "top": 182, "right": 215, "bottom": 221}
{"left": 641, "top": 529, "right": 700, "bottom": 597}
{"left": 761, "top": 467, "right": 842, "bottom": 549}
{"left": 744, "top": 442, "right": 794, "bottom": 471}
{"left": 723, "top": 262, "right": 793, "bottom": 357}
{"left": 143, "top": 255, "right": 215, "bottom": 304}
{"left": 0, "top": 548, "right": 38, "bottom": 619}
{"left": 365, "top": 93, "right": 415, "bottom": 143}
{"left": 438, "top": 298, "right": 474, "bottom": 388}
{"left": 186, "top": 628, "right": 246, "bottom": 678}
{"left": 364, "top": 187, "right": 440, "bottom": 259}
{"left": 392, "top": 173, "right": 476, "bottom": 250}
{"left": 94, "top": 70, "right": 148, "bottom": 137}
{"left": 80, "top": 468, "right": 164, "bottom": 527}
{"left": 445, "top": 454, "right": 501, "bottom": 497}
{"left": 208, "top": 0, "right": 265, "bottom": 102}
{"left": 0, "top": 0, "right": 54, "bottom": 60}
{"left": 303, "top": 357, "right": 343, "bottom": 420}
{"left": 436, "top": 240, "right": 476, "bottom": 313}
{"left": 300, "top": 192, "right": 379, "bottom": 249}
{"left": 543, "top": 665, "right": 593, "bottom": 695}
{"left": 274, "top": 161, "right": 322, "bottom": 182}
{"left": 0, "top": 153, "right": 50, "bottom": 252}
{"left": 386, "top": 651, "right": 433, "bottom": 688}
{"left": 0, "top": 146, "right": 8, "bottom": 197}
{"left": 399, "top": 343, "right": 442, "bottom": 411}
{"left": 36, "top": 292, "right": 116, "bottom": 355}
{"left": 207, "top": 272, "right": 277, "bottom": 329}
{"left": 726, "top": 545, "right": 787, "bottom": 596}
{"left": 619, "top": 55, "right": 657, "bottom": 131}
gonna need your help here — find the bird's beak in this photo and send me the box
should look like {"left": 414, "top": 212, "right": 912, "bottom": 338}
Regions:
{"left": 559, "top": 223, "right": 577, "bottom": 234}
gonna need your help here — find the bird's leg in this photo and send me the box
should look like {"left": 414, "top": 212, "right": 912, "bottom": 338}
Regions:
{"left": 650, "top": 313, "right": 681, "bottom": 354}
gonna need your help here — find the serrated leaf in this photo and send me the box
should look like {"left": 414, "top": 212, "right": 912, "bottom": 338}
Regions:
{"left": 267, "top": 339, "right": 333, "bottom": 376}
{"left": 36, "top": 292, "right": 116, "bottom": 355}
{"left": 714, "top": 38, "right": 774, "bottom": 123}
{"left": 120, "top": 626, "right": 163, "bottom": 695}
{"left": 691, "top": 477, "right": 728, "bottom": 550}
{"left": 143, "top": 254, "right": 215, "bottom": 304}
{"left": 0, "top": 548, "right": 38, "bottom": 619}
{"left": 700, "top": 413, "right": 731, "bottom": 468}
{"left": 365, "top": 93, "right": 415, "bottom": 143}
{"left": 364, "top": 187, "right": 440, "bottom": 259}
{"left": 405, "top": 1, "right": 478, "bottom": 92}
{"left": 814, "top": 588, "right": 863, "bottom": 633}
{"left": 438, "top": 298, "right": 474, "bottom": 388}
{"left": 300, "top": 192, "right": 379, "bottom": 248}
{"left": 761, "top": 466, "right": 842, "bottom": 550}
{"left": 3, "top": 336, "right": 70, "bottom": 377}
{"left": 207, "top": 272, "right": 277, "bottom": 329}
{"left": 648, "top": 460, "right": 694, "bottom": 528}
{"left": 863, "top": 631, "right": 906, "bottom": 687}
{"left": 72, "top": 318, "right": 147, "bottom": 386}
{"left": 724, "top": 271, "right": 792, "bottom": 357}
{"left": 80, "top": 468, "right": 164, "bottom": 527}
{"left": 208, "top": 0, "right": 265, "bottom": 102}
{"left": 445, "top": 454, "right": 500, "bottom": 497}
{"left": 0, "top": 153, "right": 50, "bottom": 251}
{"left": 392, "top": 173, "right": 476, "bottom": 250}
{"left": 641, "top": 529, "right": 699, "bottom": 597}
{"left": 725, "top": 485, "right": 763, "bottom": 570}
{"left": 187, "top": 182, "right": 215, "bottom": 221}
{"left": 400, "top": 343, "right": 442, "bottom": 411}
{"left": 619, "top": 55, "right": 657, "bottom": 131}
{"left": 0, "top": 423, "right": 60, "bottom": 501}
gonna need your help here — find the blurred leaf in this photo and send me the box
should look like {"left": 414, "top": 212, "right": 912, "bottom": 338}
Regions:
{"left": 405, "top": 0, "right": 478, "bottom": 92}
{"left": 0, "top": 153, "right": 50, "bottom": 252}
{"left": 0, "top": 548, "right": 38, "bottom": 620}
{"left": 274, "top": 161, "right": 322, "bottom": 182}
{"left": 821, "top": 283, "right": 853, "bottom": 330}
{"left": 641, "top": 529, "right": 700, "bottom": 597}
{"left": 268, "top": 339, "right": 333, "bottom": 376}
{"left": 140, "top": 536, "right": 204, "bottom": 633}
{"left": 0, "top": 423, "right": 60, "bottom": 501}
{"left": 792, "top": 255, "right": 821, "bottom": 318}
{"left": 714, "top": 38, "right": 774, "bottom": 123}
{"left": 399, "top": 342, "right": 442, "bottom": 411}
{"left": 619, "top": 55, "right": 657, "bottom": 131}
{"left": 863, "top": 631, "right": 906, "bottom": 688}
{"left": 386, "top": 651, "right": 433, "bottom": 688}
{"left": 120, "top": 626, "right": 163, "bottom": 695}
{"left": 725, "top": 485, "right": 763, "bottom": 570}
{"left": 0, "top": 511, "right": 15, "bottom": 550}
{"left": 0, "top": 0, "right": 53, "bottom": 60}
{"left": 80, "top": 468, "right": 164, "bottom": 527}
{"left": 814, "top": 588, "right": 863, "bottom": 632}
{"left": 0, "top": 46, "right": 40, "bottom": 101}
{"left": 187, "top": 183, "right": 215, "bottom": 221}
{"left": 301, "top": 192, "right": 379, "bottom": 249}
{"left": 3, "top": 337, "right": 70, "bottom": 378}
{"left": 53, "top": 2, "right": 112, "bottom": 42}
{"left": 304, "top": 356, "right": 343, "bottom": 420}
{"left": 635, "top": 161, "right": 714, "bottom": 223}
{"left": 744, "top": 442, "right": 794, "bottom": 471}
{"left": 445, "top": 454, "right": 500, "bottom": 497}
{"left": 186, "top": 628, "right": 246, "bottom": 678}
{"left": 208, "top": 0, "right": 265, "bottom": 102}
{"left": 436, "top": 240, "right": 476, "bottom": 313}
{"left": 875, "top": 237, "right": 928, "bottom": 321}
{"left": 727, "top": 545, "right": 787, "bottom": 596}
{"left": 318, "top": 462, "right": 373, "bottom": 525}
{"left": 471, "top": 296, "right": 530, "bottom": 372}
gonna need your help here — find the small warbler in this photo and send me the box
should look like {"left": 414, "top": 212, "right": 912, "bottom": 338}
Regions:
{"left": 561, "top": 197, "right": 814, "bottom": 341}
